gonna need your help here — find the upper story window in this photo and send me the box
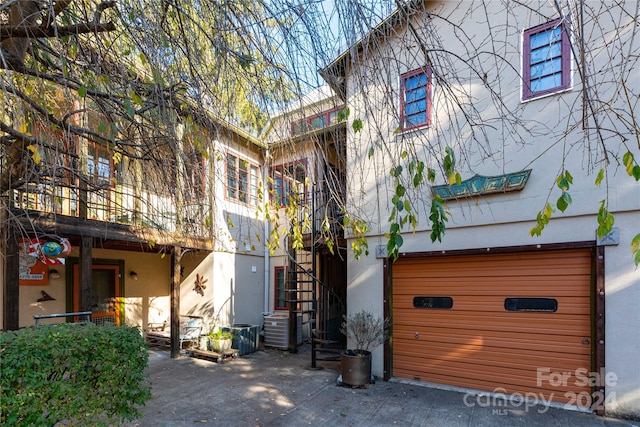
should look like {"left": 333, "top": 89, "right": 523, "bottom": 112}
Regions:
{"left": 184, "top": 150, "right": 205, "bottom": 200}
{"left": 401, "top": 67, "right": 433, "bottom": 131}
{"left": 270, "top": 160, "right": 307, "bottom": 206}
{"left": 291, "top": 106, "right": 346, "bottom": 136}
{"left": 226, "top": 153, "right": 260, "bottom": 206}
{"left": 522, "top": 19, "right": 571, "bottom": 100}
{"left": 87, "top": 145, "right": 113, "bottom": 186}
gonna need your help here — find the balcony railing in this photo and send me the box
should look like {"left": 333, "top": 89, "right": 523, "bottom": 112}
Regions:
{"left": 11, "top": 183, "right": 211, "bottom": 238}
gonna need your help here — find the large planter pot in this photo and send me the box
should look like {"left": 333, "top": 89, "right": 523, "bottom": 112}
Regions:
{"left": 198, "top": 336, "right": 209, "bottom": 350}
{"left": 209, "top": 337, "right": 232, "bottom": 353}
{"left": 340, "top": 349, "right": 372, "bottom": 386}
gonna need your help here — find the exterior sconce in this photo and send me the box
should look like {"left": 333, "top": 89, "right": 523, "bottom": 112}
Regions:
{"left": 49, "top": 269, "right": 60, "bottom": 279}
{"left": 130, "top": 271, "right": 138, "bottom": 280}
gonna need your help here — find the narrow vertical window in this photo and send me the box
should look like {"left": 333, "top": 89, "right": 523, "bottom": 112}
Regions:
{"left": 238, "top": 160, "right": 248, "bottom": 203}
{"left": 226, "top": 154, "right": 237, "bottom": 199}
{"left": 401, "top": 67, "right": 433, "bottom": 131}
{"left": 275, "top": 266, "right": 286, "bottom": 310}
{"left": 249, "top": 165, "right": 259, "bottom": 206}
{"left": 522, "top": 19, "right": 571, "bottom": 100}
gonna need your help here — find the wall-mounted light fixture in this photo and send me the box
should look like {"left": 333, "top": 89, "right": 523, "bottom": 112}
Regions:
{"left": 49, "top": 269, "right": 60, "bottom": 279}
{"left": 129, "top": 271, "right": 138, "bottom": 280}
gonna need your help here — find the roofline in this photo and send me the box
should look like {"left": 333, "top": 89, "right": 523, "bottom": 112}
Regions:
{"left": 259, "top": 88, "right": 342, "bottom": 145}
{"left": 221, "top": 116, "right": 267, "bottom": 149}
{"left": 174, "top": 94, "right": 267, "bottom": 149}
{"left": 319, "top": 0, "right": 423, "bottom": 95}
{"left": 267, "top": 121, "right": 346, "bottom": 150}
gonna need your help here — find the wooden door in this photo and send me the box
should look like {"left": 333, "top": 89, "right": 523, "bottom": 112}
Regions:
{"left": 74, "top": 264, "right": 120, "bottom": 325}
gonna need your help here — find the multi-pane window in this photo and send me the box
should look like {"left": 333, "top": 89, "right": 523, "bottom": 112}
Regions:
{"left": 522, "top": 19, "right": 571, "bottom": 100}
{"left": 401, "top": 67, "right": 433, "bottom": 131}
{"left": 226, "top": 153, "right": 259, "bottom": 206}
{"left": 291, "top": 106, "right": 346, "bottom": 136}
{"left": 87, "top": 145, "right": 112, "bottom": 186}
{"left": 86, "top": 145, "right": 113, "bottom": 220}
{"left": 270, "top": 161, "right": 307, "bottom": 206}
{"left": 274, "top": 266, "right": 286, "bottom": 310}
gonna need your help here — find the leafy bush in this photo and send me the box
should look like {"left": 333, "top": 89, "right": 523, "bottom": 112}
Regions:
{"left": 206, "top": 329, "right": 234, "bottom": 340}
{"left": 0, "top": 323, "right": 151, "bottom": 426}
{"left": 340, "top": 310, "right": 390, "bottom": 352}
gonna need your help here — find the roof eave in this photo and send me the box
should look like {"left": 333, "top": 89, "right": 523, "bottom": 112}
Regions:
{"left": 319, "top": 0, "right": 423, "bottom": 96}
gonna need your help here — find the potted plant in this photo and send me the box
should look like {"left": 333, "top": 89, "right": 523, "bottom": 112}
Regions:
{"left": 339, "top": 310, "right": 389, "bottom": 387}
{"left": 207, "top": 330, "right": 235, "bottom": 353}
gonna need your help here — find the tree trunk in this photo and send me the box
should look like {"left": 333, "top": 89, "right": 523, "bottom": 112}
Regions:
{"left": 3, "top": 218, "right": 20, "bottom": 330}
{"left": 0, "top": 1, "right": 42, "bottom": 69}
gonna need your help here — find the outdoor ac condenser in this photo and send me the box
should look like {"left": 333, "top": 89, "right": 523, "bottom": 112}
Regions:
{"left": 263, "top": 313, "right": 302, "bottom": 349}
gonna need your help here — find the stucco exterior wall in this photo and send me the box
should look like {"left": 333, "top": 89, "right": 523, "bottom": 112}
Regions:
{"left": 115, "top": 249, "right": 171, "bottom": 330}
{"left": 18, "top": 261, "right": 69, "bottom": 328}
{"left": 340, "top": 0, "right": 640, "bottom": 418}
{"left": 14, "top": 244, "right": 266, "bottom": 333}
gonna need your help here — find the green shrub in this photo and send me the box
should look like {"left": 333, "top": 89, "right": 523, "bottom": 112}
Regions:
{"left": 0, "top": 323, "right": 151, "bottom": 426}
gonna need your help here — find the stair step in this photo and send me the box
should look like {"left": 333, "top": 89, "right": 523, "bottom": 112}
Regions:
{"left": 314, "top": 347, "right": 342, "bottom": 355}
{"left": 314, "top": 355, "right": 341, "bottom": 362}
{"left": 313, "top": 338, "right": 338, "bottom": 345}
{"left": 290, "top": 311, "right": 316, "bottom": 316}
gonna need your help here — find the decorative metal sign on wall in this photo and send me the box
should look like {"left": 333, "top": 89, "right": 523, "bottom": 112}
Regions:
{"left": 431, "top": 169, "right": 531, "bottom": 201}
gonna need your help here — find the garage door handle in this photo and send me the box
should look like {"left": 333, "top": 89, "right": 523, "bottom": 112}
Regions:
{"left": 582, "top": 338, "right": 590, "bottom": 345}
{"left": 415, "top": 332, "right": 419, "bottom": 339}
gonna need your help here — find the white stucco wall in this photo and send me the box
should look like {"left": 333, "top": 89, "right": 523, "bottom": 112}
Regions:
{"left": 602, "top": 212, "right": 640, "bottom": 419}
{"left": 339, "top": 0, "right": 640, "bottom": 418}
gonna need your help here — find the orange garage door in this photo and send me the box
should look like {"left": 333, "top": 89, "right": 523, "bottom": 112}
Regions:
{"left": 392, "top": 249, "right": 593, "bottom": 406}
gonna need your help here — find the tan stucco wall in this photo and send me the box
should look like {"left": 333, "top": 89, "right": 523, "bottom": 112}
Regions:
{"left": 17, "top": 264, "right": 68, "bottom": 328}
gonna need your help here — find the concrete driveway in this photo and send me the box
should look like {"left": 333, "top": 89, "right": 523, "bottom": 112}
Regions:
{"left": 123, "top": 345, "right": 637, "bottom": 427}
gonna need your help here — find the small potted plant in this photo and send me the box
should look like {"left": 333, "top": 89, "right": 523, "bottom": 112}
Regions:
{"left": 339, "top": 310, "right": 389, "bottom": 387}
{"left": 207, "top": 329, "right": 235, "bottom": 353}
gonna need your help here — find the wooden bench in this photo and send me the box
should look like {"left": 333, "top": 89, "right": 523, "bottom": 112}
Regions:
{"left": 146, "top": 316, "right": 203, "bottom": 351}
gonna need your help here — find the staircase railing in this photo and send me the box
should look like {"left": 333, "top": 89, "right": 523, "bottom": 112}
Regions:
{"left": 283, "top": 185, "right": 346, "bottom": 368}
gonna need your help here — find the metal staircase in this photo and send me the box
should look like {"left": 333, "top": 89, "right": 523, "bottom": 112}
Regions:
{"left": 285, "top": 187, "right": 345, "bottom": 368}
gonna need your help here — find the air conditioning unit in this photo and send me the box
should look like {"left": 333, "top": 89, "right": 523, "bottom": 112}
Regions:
{"left": 263, "top": 313, "right": 302, "bottom": 349}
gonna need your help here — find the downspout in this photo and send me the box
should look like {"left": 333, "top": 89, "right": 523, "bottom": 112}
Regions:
{"left": 263, "top": 150, "right": 271, "bottom": 315}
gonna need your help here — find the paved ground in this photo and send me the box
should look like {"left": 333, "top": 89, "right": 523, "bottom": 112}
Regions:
{"left": 123, "top": 345, "right": 637, "bottom": 427}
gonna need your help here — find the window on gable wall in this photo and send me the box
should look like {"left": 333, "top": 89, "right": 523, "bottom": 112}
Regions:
{"left": 400, "top": 66, "right": 433, "bottom": 131}
{"left": 522, "top": 18, "right": 571, "bottom": 100}
{"left": 226, "top": 153, "right": 260, "bottom": 206}
{"left": 270, "top": 160, "right": 307, "bottom": 206}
